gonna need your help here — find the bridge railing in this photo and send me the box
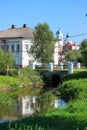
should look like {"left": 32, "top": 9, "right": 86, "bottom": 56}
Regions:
{"left": 29, "top": 62, "right": 85, "bottom": 74}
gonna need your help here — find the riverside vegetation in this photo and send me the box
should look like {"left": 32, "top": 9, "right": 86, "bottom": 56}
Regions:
{"left": 0, "top": 68, "right": 43, "bottom": 112}
{"left": 0, "top": 70, "right": 87, "bottom": 130}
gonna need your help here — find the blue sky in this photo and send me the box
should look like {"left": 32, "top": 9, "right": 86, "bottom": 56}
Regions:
{"left": 0, "top": 0, "right": 87, "bottom": 44}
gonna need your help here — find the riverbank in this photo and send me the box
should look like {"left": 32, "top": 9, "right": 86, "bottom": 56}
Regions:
{"left": 0, "top": 68, "right": 43, "bottom": 93}
{"left": 0, "top": 70, "right": 87, "bottom": 130}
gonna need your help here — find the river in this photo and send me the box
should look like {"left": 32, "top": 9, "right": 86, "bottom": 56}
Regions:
{"left": 0, "top": 95, "right": 66, "bottom": 123}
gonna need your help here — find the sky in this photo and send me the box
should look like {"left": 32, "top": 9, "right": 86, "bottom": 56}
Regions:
{"left": 0, "top": 0, "right": 87, "bottom": 44}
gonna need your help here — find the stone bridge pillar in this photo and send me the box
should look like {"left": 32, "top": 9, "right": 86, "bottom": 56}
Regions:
{"left": 48, "top": 63, "right": 53, "bottom": 71}
{"left": 68, "top": 62, "right": 73, "bottom": 74}
{"left": 76, "top": 62, "right": 80, "bottom": 69}
{"left": 30, "top": 63, "right": 35, "bottom": 70}
{"left": 60, "top": 62, "right": 63, "bottom": 70}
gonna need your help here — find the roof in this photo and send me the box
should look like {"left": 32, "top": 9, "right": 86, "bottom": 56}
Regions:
{"left": 0, "top": 24, "right": 34, "bottom": 39}
{"left": 56, "top": 28, "right": 63, "bottom": 37}
{"left": 64, "top": 43, "right": 76, "bottom": 47}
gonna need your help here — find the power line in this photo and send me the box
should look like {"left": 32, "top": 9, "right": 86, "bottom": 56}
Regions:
{"left": 69, "top": 32, "right": 87, "bottom": 38}
{"left": 63, "top": 32, "right": 87, "bottom": 41}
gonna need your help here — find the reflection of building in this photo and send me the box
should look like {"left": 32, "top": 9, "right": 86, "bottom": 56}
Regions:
{"left": 15, "top": 96, "right": 36, "bottom": 116}
{"left": 52, "top": 99, "right": 66, "bottom": 108}
{"left": 15, "top": 96, "right": 66, "bottom": 116}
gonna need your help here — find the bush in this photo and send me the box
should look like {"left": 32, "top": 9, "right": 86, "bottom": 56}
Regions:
{"left": 58, "top": 79, "right": 87, "bottom": 101}
{"left": 64, "top": 71, "right": 87, "bottom": 81}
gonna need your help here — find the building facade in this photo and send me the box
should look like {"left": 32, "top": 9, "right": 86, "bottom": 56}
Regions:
{"left": 0, "top": 24, "right": 36, "bottom": 67}
{"left": 0, "top": 25, "right": 79, "bottom": 67}
{"left": 0, "top": 24, "right": 59, "bottom": 67}
{"left": 56, "top": 29, "right": 80, "bottom": 63}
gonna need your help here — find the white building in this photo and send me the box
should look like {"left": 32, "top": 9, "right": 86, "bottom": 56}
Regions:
{"left": 0, "top": 24, "right": 59, "bottom": 67}
{"left": 63, "top": 34, "right": 80, "bottom": 51}
{"left": 56, "top": 28, "right": 63, "bottom": 63}
{"left": 0, "top": 24, "right": 35, "bottom": 68}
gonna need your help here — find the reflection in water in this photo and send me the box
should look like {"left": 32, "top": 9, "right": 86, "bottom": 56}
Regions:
{"left": 15, "top": 96, "right": 36, "bottom": 116}
{"left": 15, "top": 96, "right": 66, "bottom": 116}
{"left": 0, "top": 96, "right": 66, "bottom": 122}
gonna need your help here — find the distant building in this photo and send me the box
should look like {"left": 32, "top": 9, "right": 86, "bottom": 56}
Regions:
{"left": 56, "top": 28, "right": 63, "bottom": 62}
{"left": 56, "top": 29, "right": 80, "bottom": 63}
{"left": 63, "top": 33, "right": 80, "bottom": 51}
{"left": 0, "top": 25, "right": 80, "bottom": 67}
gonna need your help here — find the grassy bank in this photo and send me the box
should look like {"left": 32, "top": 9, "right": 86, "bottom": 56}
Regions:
{"left": 0, "top": 71, "right": 87, "bottom": 130}
{"left": 0, "top": 68, "right": 43, "bottom": 92}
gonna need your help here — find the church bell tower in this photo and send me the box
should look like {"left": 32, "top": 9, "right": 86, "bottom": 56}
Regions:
{"left": 56, "top": 28, "right": 63, "bottom": 47}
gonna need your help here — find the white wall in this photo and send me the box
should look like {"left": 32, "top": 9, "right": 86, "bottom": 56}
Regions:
{"left": 22, "top": 39, "right": 33, "bottom": 67}
{"left": 54, "top": 41, "right": 59, "bottom": 65}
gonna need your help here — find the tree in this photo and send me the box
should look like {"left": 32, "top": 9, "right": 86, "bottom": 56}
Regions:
{"left": 30, "top": 22, "right": 56, "bottom": 65}
{"left": 80, "top": 39, "right": 87, "bottom": 50}
{"left": 80, "top": 39, "right": 87, "bottom": 66}
{"left": 81, "top": 47, "right": 87, "bottom": 66}
{"left": 0, "top": 50, "right": 14, "bottom": 74}
{"left": 64, "top": 50, "right": 81, "bottom": 63}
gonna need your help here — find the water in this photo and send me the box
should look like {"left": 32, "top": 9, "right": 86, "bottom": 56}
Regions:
{"left": 0, "top": 95, "right": 66, "bottom": 123}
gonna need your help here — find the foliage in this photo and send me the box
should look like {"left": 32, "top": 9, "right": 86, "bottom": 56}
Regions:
{"left": 64, "top": 50, "right": 81, "bottom": 62}
{"left": 80, "top": 39, "right": 87, "bottom": 66}
{"left": 64, "top": 71, "right": 87, "bottom": 81}
{"left": 30, "top": 22, "right": 56, "bottom": 64}
{"left": 41, "top": 92, "right": 56, "bottom": 100}
{"left": 20, "top": 68, "right": 43, "bottom": 89}
{"left": 0, "top": 75, "right": 23, "bottom": 88}
{"left": 0, "top": 50, "right": 14, "bottom": 75}
{"left": 80, "top": 39, "right": 87, "bottom": 50}
{"left": 58, "top": 79, "right": 87, "bottom": 101}
{"left": 1, "top": 70, "right": 87, "bottom": 130}
{"left": 0, "top": 68, "right": 43, "bottom": 96}
{"left": 81, "top": 47, "right": 87, "bottom": 66}
{"left": 1, "top": 104, "right": 87, "bottom": 130}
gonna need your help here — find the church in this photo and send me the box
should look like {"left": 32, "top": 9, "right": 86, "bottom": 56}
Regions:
{"left": 56, "top": 28, "right": 80, "bottom": 63}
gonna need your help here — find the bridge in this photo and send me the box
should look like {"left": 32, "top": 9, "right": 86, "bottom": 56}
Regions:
{"left": 30, "top": 62, "right": 81, "bottom": 87}
{"left": 39, "top": 70, "right": 68, "bottom": 87}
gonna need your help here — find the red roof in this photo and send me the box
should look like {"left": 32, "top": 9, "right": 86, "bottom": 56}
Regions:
{"left": 64, "top": 43, "right": 76, "bottom": 47}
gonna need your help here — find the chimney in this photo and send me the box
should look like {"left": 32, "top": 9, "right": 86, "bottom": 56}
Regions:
{"left": 23, "top": 24, "right": 27, "bottom": 28}
{"left": 11, "top": 25, "right": 16, "bottom": 29}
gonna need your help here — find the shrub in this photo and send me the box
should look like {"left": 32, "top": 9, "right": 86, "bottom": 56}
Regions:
{"left": 58, "top": 79, "right": 87, "bottom": 101}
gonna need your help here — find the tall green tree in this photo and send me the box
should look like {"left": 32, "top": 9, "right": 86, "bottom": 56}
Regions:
{"left": 81, "top": 47, "right": 87, "bottom": 66}
{"left": 80, "top": 39, "right": 87, "bottom": 50}
{"left": 64, "top": 50, "right": 81, "bottom": 62}
{"left": 0, "top": 50, "right": 14, "bottom": 74}
{"left": 80, "top": 39, "right": 87, "bottom": 66}
{"left": 30, "top": 22, "right": 56, "bottom": 64}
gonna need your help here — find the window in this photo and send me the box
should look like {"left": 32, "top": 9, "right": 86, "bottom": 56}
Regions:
{"left": 25, "top": 101, "right": 29, "bottom": 109}
{"left": 1, "top": 45, "right": 3, "bottom": 50}
{"left": 17, "top": 45, "right": 20, "bottom": 52}
{"left": 11, "top": 45, "right": 14, "bottom": 52}
{"left": 25, "top": 44, "right": 29, "bottom": 53}
{"left": 6, "top": 45, "right": 9, "bottom": 51}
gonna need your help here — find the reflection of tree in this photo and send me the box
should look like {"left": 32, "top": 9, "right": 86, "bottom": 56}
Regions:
{"left": 34, "top": 93, "right": 56, "bottom": 115}
{"left": 0, "top": 93, "right": 56, "bottom": 120}
{"left": 0, "top": 93, "right": 15, "bottom": 119}
{"left": 0, "top": 103, "right": 15, "bottom": 118}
